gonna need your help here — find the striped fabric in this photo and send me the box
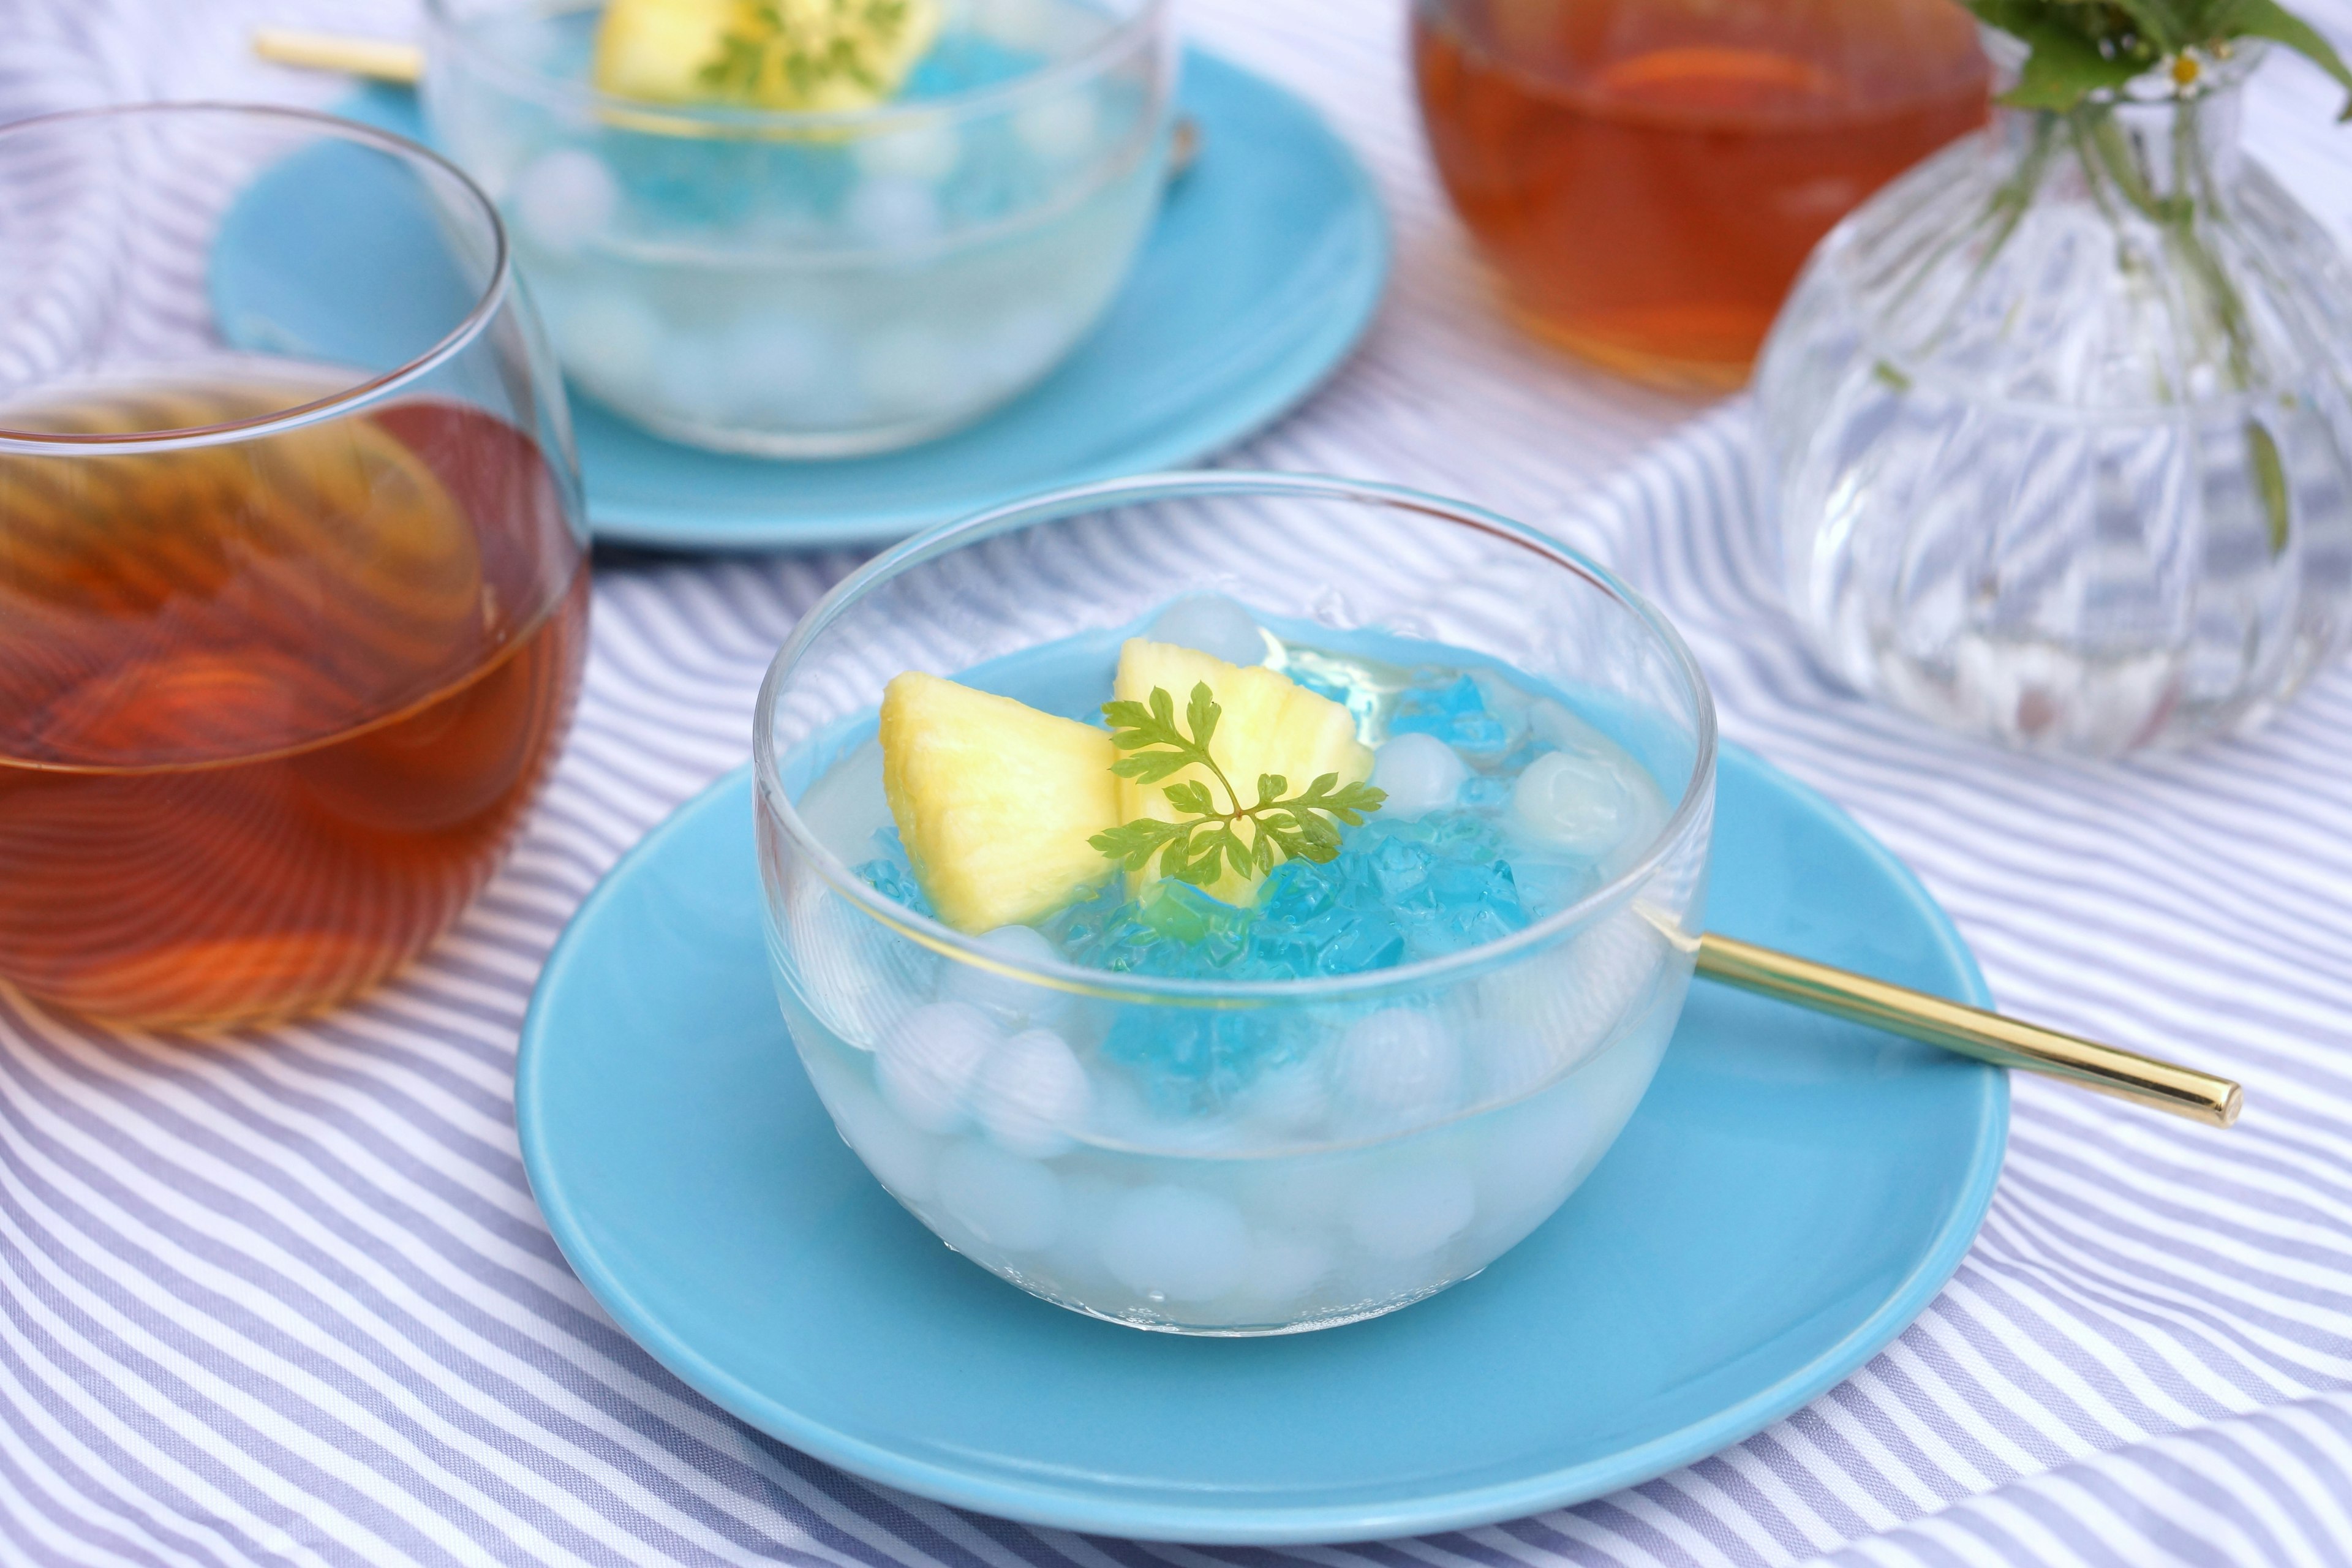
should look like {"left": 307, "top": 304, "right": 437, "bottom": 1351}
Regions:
{"left": 5, "top": 0, "right": 2352, "bottom": 1563}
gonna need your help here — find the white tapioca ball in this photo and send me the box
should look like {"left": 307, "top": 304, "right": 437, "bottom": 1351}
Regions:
{"left": 875, "top": 1001, "right": 996, "bottom": 1133}
{"left": 651, "top": 342, "right": 735, "bottom": 425}
{"left": 553, "top": 287, "right": 661, "bottom": 391}
{"left": 1232, "top": 1229, "right": 1333, "bottom": 1312}
{"left": 512, "top": 148, "right": 617, "bottom": 257}
{"left": 820, "top": 1073, "right": 941, "bottom": 1204}
{"left": 1099, "top": 1186, "right": 1250, "bottom": 1303}
{"left": 858, "top": 325, "right": 959, "bottom": 417}
{"left": 1370, "top": 733, "right": 1469, "bottom": 820}
{"left": 782, "top": 878, "right": 935, "bottom": 1051}
{"left": 1469, "top": 1090, "right": 1592, "bottom": 1229}
{"left": 967, "top": 306, "right": 1068, "bottom": 396}
{"left": 977, "top": 0, "right": 1053, "bottom": 48}
{"left": 845, "top": 176, "right": 940, "bottom": 247}
{"left": 1478, "top": 911, "right": 1667, "bottom": 1099}
{"left": 1147, "top": 593, "right": 1267, "bottom": 668}
{"left": 1240, "top": 1156, "right": 1354, "bottom": 1230}
{"left": 1236, "top": 1060, "right": 1329, "bottom": 1138}
{"left": 971, "top": 1027, "right": 1092, "bottom": 1158}
{"left": 717, "top": 312, "right": 837, "bottom": 413}
{"left": 1331, "top": 1009, "right": 1461, "bottom": 1126}
{"left": 1346, "top": 1161, "right": 1476, "bottom": 1260}
{"left": 936, "top": 1141, "right": 1063, "bottom": 1253}
{"left": 853, "top": 119, "right": 960, "bottom": 182}
{"left": 1014, "top": 90, "right": 1097, "bottom": 160}
{"left": 1508, "top": 748, "right": 1663, "bottom": 861}
{"left": 939, "top": 925, "right": 1070, "bottom": 1027}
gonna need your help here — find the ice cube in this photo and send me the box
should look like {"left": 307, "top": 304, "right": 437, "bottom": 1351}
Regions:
{"left": 1330, "top": 1008, "right": 1461, "bottom": 1126}
{"left": 971, "top": 1027, "right": 1092, "bottom": 1158}
{"left": 1146, "top": 593, "right": 1267, "bottom": 668}
{"left": 875, "top": 1001, "right": 997, "bottom": 1133}
{"left": 1099, "top": 1185, "right": 1250, "bottom": 1303}
{"left": 936, "top": 1140, "right": 1063, "bottom": 1252}
{"left": 1370, "top": 733, "right": 1469, "bottom": 820}
{"left": 513, "top": 148, "right": 617, "bottom": 257}
{"left": 1508, "top": 747, "right": 1664, "bottom": 861}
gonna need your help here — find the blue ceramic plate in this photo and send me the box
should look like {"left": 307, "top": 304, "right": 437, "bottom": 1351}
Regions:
{"left": 515, "top": 745, "right": 2007, "bottom": 1543}
{"left": 209, "top": 55, "right": 1388, "bottom": 551}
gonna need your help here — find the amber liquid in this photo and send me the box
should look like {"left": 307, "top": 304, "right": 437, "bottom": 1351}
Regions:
{"left": 1414, "top": 0, "right": 1988, "bottom": 390}
{"left": 0, "top": 377, "right": 589, "bottom": 1028}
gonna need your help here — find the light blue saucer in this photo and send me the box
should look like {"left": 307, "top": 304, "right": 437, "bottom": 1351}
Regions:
{"left": 209, "top": 55, "right": 1387, "bottom": 551}
{"left": 515, "top": 745, "right": 2007, "bottom": 1543}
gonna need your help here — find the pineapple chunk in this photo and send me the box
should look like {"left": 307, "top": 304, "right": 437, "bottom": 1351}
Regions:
{"left": 1113, "top": 638, "right": 1375, "bottom": 905}
{"left": 594, "top": 0, "right": 941, "bottom": 112}
{"left": 878, "top": 672, "right": 1120, "bottom": 934}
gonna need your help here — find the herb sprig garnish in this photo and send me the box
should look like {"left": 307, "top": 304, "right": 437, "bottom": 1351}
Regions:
{"left": 1087, "top": 684, "right": 1385, "bottom": 889}
{"left": 698, "top": 0, "right": 922, "bottom": 104}
{"left": 1965, "top": 0, "right": 2352, "bottom": 116}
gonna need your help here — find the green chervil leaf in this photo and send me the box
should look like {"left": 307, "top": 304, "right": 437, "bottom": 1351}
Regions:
{"left": 1082, "top": 683, "right": 1389, "bottom": 892}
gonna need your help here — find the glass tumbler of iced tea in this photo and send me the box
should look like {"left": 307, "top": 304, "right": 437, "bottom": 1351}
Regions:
{"left": 1412, "top": 0, "right": 1989, "bottom": 391}
{"left": 0, "top": 104, "right": 591, "bottom": 1030}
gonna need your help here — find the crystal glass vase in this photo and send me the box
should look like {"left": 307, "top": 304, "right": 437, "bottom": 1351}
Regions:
{"left": 1756, "top": 43, "right": 2352, "bottom": 753}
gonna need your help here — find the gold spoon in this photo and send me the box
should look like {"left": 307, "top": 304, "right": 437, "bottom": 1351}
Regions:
{"left": 1695, "top": 932, "right": 2242, "bottom": 1128}
{"left": 251, "top": 27, "right": 1206, "bottom": 173}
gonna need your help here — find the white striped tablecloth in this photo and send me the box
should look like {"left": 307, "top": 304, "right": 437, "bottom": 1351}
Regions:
{"left": 6, "top": 0, "right": 2352, "bottom": 1563}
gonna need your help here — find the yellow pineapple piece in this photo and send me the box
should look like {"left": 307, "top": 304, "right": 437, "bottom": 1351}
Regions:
{"left": 594, "top": 0, "right": 941, "bottom": 112}
{"left": 1112, "top": 638, "right": 1376, "bottom": 906}
{"left": 878, "top": 672, "right": 1120, "bottom": 934}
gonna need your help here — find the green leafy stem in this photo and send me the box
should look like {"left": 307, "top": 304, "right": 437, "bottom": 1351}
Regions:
{"left": 1087, "top": 684, "right": 1386, "bottom": 890}
{"left": 1966, "top": 0, "right": 2352, "bottom": 118}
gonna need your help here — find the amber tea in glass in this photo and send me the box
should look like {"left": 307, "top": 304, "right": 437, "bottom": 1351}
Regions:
{"left": 0, "top": 107, "right": 589, "bottom": 1029}
{"left": 1413, "top": 0, "right": 1989, "bottom": 391}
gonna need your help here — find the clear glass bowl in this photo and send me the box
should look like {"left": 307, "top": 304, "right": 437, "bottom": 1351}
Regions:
{"left": 0, "top": 104, "right": 589, "bottom": 1028}
{"left": 1757, "top": 42, "right": 2352, "bottom": 753}
{"left": 753, "top": 474, "right": 1716, "bottom": 1334}
{"left": 424, "top": 0, "right": 1174, "bottom": 456}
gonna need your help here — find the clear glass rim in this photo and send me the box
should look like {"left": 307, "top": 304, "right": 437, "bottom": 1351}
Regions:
{"left": 0, "top": 101, "right": 512, "bottom": 454}
{"left": 753, "top": 470, "right": 1720, "bottom": 1007}
{"left": 423, "top": 0, "right": 1172, "bottom": 136}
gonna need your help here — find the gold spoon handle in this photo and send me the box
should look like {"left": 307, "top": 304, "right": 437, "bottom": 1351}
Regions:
{"left": 1696, "top": 932, "right": 2244, "bottom": 1128}
{"left": 254, "top": 26, "right": 423, "bottom": 84}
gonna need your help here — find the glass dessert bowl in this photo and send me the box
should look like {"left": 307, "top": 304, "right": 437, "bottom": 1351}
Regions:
{"left": 753, "top": 474, "right": 1716, "bottom": 1333}
{"left": 423, "top": 0, "right": 1174, "bottom": 456}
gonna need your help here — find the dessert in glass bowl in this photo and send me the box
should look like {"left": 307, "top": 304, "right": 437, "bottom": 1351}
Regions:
{"left": 424, "top": 0, "right": 1174, "bottom": 455}
{"left": 755, "top": 475, "right": 1714, "bottom": 1332}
